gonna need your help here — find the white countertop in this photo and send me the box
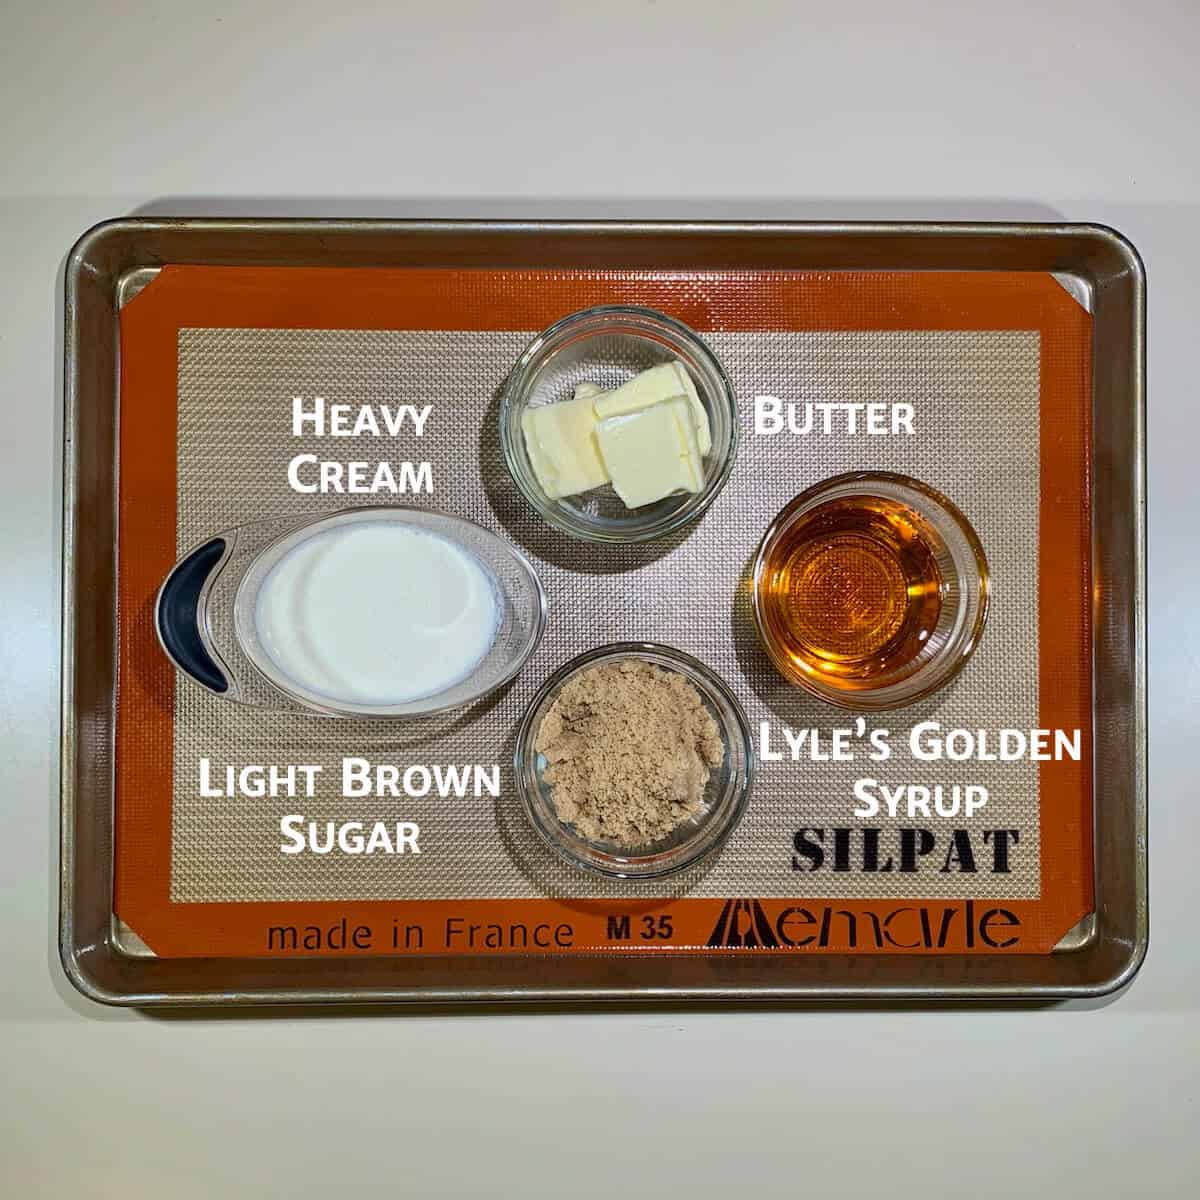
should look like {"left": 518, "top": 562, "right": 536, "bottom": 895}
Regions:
{"left": 2, "top": 2, "right": 1193, "bottom": 1195}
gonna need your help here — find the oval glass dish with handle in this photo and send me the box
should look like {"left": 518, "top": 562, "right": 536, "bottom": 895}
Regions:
{"left": 155, "top": 506, "right": 548, "bottom": 717}
{"left": 499, "top": 305, "right": 739, "bottom": 543}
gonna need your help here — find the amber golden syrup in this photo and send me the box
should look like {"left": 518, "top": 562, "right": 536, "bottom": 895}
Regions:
{"left": 756, "top": 496, "right": 945, "bottom": 691}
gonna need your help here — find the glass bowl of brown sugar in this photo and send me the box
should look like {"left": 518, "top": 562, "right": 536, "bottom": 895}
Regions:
{"left": 515, "top": 642, "right": 754, "bottom": 880}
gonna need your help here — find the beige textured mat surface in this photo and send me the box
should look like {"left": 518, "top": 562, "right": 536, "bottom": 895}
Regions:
{"left": 172, "top": 327, "right": 1040, "bottom": 902}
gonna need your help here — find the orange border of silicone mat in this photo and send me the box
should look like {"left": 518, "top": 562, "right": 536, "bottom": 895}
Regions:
{"left": 115, "top": 266, "right": 1093, "bottom": 957}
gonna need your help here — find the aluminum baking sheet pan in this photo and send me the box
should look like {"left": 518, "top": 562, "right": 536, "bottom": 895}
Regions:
{"left": 61, "top": 220, "right": 1146, "bottom": 1005}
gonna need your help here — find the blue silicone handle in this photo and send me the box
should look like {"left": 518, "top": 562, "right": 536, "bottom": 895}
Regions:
{"left": 156, "top": 537, "right": 229, "bottom": 693}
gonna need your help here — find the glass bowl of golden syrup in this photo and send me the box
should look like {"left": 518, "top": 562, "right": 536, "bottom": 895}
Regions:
{"left": 752, "top": 473, "right": 989, "bottom": 710}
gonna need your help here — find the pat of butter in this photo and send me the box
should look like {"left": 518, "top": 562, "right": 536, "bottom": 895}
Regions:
{"left": 521, "top": 395, "right": 609, "bottom": 499}
{"left": 593, "top": 361, "right": 712, "bottom": 455}
{"left": 595, "top": 396, "right": 705, "bottom": 509}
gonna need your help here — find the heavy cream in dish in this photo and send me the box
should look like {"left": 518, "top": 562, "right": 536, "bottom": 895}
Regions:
{"left": 253, "top": 521, "right": 500, "bottom": 706}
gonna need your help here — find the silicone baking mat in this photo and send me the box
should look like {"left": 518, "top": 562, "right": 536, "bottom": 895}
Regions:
{"left": 114, "top": 267, "right": 1093, "bottom": 957}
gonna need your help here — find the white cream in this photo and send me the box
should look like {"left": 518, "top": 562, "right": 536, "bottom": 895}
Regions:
{"left": 253, "top": 520, "right": 499, "bottom": 706}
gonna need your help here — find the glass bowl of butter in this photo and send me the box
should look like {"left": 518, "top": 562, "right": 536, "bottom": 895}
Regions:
{"left": 499, "top": 306, "right": 738, "bottom": 542}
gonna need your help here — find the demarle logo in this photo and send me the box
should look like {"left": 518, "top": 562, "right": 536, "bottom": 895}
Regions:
{"left": 704, "top": 896, "right": 1025, "bottom": 950}
{"left": 706, "top": 899, "right": 780, "bottom": 948}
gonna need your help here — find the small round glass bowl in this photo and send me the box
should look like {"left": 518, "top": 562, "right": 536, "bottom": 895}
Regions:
{"left": 499, "top": 306, "right": 738, "bottom": 543}
{"left": 751, "top": 473, "right": 990, "bottom": 711}
{"left": 514, "top": 642, "right": 754, "bottom": 880}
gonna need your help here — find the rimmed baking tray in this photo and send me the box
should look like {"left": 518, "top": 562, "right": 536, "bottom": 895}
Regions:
{"left": 61, "top": 219, "right": 1146, "bottom": 1004}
